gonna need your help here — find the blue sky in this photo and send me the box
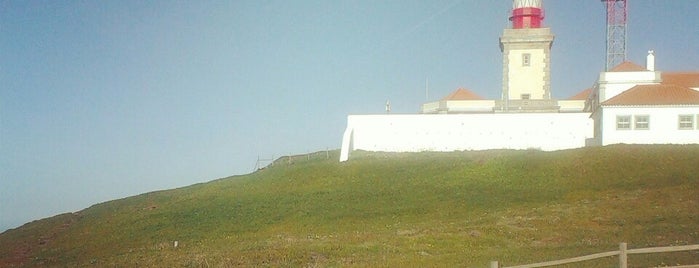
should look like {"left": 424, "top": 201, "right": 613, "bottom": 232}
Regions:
{"left": 1, "top": 1, "right": 697, "bottom": 231}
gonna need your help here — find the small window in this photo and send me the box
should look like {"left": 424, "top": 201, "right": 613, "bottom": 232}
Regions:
{"left": 521, "top": 94, "right": 531, "bottom": 100}
{"left": 634, "top": 115, "right": 649, "bottom": 130}
{"left": 616, "top": 115, "right": 631, "bottom": 130}
{"left": 678, "top": 115, "right": 694, "bottom": 130}
{"left": 522, "top": 53, "right": 531, "bottom": 67}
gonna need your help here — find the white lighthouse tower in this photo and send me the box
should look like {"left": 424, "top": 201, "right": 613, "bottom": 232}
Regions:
{"left": 499, "top": 0, "right": 556, "bottom": 112}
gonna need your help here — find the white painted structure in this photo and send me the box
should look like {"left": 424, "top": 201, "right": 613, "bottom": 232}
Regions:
{"left": 513, "top": 0, "right": 542, "bottom": 9}
{"left": 558, "top": 100, "right": 586, "bottom": 112}
{"left": 646, "top": 50, "right": 655, "bottom": 72}
{"left": 338, "top": 1, "right": 699, "bottom": 162}
{"left": 421, "top": 100, "right": 496, "bottom": 114}
{"left": 339, "top": 0, "right": 588, "bottom": 162}
{"left": 596, "top": 69, "right": 661, "bottom": 103}
{"left": 590, "top": 106, "right": 699, "bottom": 146}
{"left": 339, "top": 114, "right": 592, "bottom": 162}
{"left": 586, "top": 51, "right": 699, "bottom": 146}
{"left": 500, "top": 28, "right": 554, "bottom": 101}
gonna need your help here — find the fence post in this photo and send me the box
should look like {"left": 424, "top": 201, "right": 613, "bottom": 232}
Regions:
{"left": 490, "top": 261, "right": 499, "bottom": 268}
{"left": 619, "top": 242, "right": 627, "bottom": 268}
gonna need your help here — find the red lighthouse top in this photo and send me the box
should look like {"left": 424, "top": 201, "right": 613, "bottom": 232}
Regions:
{"left": 510, "top": 0, "right": 544, "bottom": 29}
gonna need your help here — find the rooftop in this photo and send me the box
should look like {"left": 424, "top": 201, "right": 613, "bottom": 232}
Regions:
{"left": 662, "top": 72, "right": 699, "bottom": 88}
{"left": 609, "top": 61, "right": 647, "bottom": 72}
{"left": 442, "top": 88, "right": 484, "bottom": 101}
{"left": 602, "top": 84, "right": 699, "bottom": 106}
{"left": 567, "top": 88, "right": 592, "bottom": 100}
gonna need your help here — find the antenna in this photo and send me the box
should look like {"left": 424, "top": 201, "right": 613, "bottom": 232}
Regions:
{"left": 425, "top": 78, "right": 429, "bottom": 101}
{"left": 602, "top": 0, "right": 627, "bottom": 70}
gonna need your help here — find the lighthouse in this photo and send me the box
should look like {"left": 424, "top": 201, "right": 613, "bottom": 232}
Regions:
{"left": 510, "top": 0, "right": 544, "bottom": 29}
{"left": 499, "top": 0, "right": 556, "bottom": 112}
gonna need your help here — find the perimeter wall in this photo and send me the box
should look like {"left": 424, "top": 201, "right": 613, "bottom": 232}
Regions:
{"left": 340, "top": 113, "right": 593, "bottom": 161}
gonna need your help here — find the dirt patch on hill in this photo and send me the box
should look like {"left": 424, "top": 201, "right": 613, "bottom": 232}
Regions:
{"left": 0, "top": 212, "right": 81, "bottom": 267}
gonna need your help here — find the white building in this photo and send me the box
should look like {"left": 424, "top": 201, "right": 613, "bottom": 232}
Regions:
{"left": 339, "top": 1, "right": 699, "bottom": 162}
{"left": 587, "top": 55, "right": 699, "bottom": 146}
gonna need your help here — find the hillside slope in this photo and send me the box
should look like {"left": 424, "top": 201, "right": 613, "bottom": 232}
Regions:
{"left": 1, "top": 145, "right": 698, "bottom": 267}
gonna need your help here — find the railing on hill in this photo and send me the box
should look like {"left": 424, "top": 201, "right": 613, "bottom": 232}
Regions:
{"left": 254, "top": 155, "right": 276, "bottom": 171}
{"left": 490, "top": 243, "right": 699, "bottom": 268}
{"left": 277, "top": 149, "right": 332, "bottom": 165}
{"left": 255, "top": 149, "right": 334, "bottom": 171}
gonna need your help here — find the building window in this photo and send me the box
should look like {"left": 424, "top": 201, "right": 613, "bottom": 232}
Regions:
{"left": 634, "top": 115, "right": 649, "bottom": 130}
{"left": 521, "top": 94, "right": 530, "bottom": 100}
{"left": 616, "top": 115, "right": 631, "bottom": 130}
{"left": 522, "top": 53, "right": 531, "bottom": 66}
{"left": 678, "top": 115, "right": 694, "bottom": 130}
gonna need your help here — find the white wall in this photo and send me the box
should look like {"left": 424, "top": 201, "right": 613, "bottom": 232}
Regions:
{"left": 598, "top": 71, "right": 661, "bottom": 102}
{"left": 558, "top": 100, "right": 585, "bottom": 112}
{"left": 421, "top": 100, "right": 496, "bottom": 114}
{"left": 599, "top": 106, "right": 699, "bottom": 146}
{"left": 340, "top": 113, "right": 593, "bottom": 161}
{"left": 507, "top": 48, "right": 547, "bottom": 99}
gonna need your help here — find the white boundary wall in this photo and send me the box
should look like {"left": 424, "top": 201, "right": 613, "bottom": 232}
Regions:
{"left": 340, "top": 113, "right": 593, "bottom": 161}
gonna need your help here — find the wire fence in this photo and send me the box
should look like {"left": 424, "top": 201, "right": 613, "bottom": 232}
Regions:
{"left": 254, "top": 149, "right": 336, "bottom": 171}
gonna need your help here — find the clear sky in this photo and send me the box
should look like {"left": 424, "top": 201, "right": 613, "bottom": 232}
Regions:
{"left": 1, "top": 1, "right": 697, "bottom": 231}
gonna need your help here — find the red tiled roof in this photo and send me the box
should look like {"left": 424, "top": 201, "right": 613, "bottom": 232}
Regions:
{"left": 602, "top": 84, "right": 699, "bottom": 106}
{"left": 609, "top": 61, "right": 647, "bottom": 72}
{"left": 567, "top": 88, "right": 592, "bottom": 100}
{"left": 662, "top": 72, "right": 699, "bottom": 88}
{"left": 442, "top": 88, "right": 483, "bottom": 101}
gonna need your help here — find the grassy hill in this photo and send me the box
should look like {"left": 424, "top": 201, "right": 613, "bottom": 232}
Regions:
{"left": 1, "top": 145, "right": 698, "bottom": 267}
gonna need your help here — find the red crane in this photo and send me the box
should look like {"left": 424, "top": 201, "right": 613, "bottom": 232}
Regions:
{"left": 602, "top": 0, "right": 627, "bottom": 71}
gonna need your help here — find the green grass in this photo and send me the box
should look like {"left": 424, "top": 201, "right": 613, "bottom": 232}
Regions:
{"left": 1, "top": 145, "right": 698, "bottom": 267}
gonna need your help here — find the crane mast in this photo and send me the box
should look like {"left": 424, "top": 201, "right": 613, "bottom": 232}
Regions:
{"left": 603, "top": 0, "right": 627, "bottom": 71}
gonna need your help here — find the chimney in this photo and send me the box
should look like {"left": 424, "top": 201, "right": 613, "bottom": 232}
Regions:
{"left": 646, "top": 50, "right": 655, "bottom": 71}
